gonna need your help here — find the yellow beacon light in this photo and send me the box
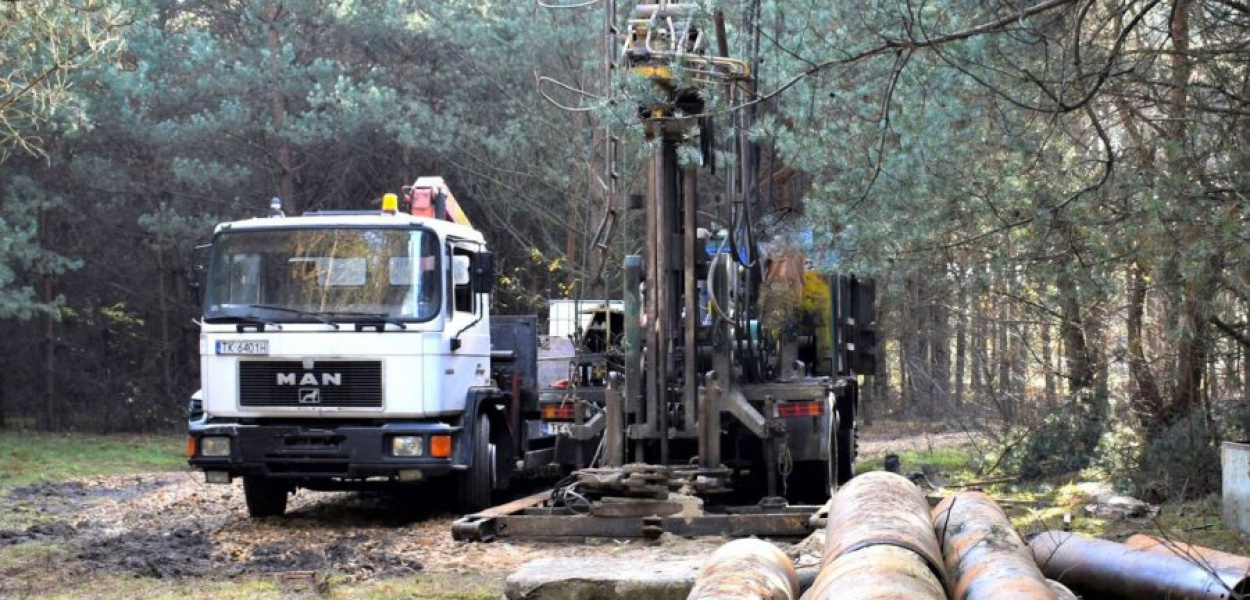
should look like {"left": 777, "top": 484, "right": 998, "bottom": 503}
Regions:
{"left": 381, "top": 193, "right": 399, "bottom": 214}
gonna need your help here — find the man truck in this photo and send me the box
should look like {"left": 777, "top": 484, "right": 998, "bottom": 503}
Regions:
{"left": 187, "top": 179, "right": 541, "bottom": 516}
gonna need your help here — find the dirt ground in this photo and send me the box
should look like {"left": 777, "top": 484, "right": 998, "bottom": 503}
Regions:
{"left": 0, "top": 426, "right": 969, "bottom": 598}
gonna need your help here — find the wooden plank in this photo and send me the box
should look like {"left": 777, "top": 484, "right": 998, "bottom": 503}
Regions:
{"left": 471, "top": 489, "right": 552, "bottom": 519}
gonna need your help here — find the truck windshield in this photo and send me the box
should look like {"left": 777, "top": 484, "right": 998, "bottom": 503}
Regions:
{"left": 203, "top": 226, "right": 441, "bottom": 323}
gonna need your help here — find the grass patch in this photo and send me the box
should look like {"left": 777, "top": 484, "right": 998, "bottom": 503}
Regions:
{"left": 0, "top": 431, "right": 187, "bottom": 487}
{"left": 346, "top": 572, "right": 507, "bottom": 600}
{"left": 859, "top": 445, "right": 984, "bottom": 483}
{"left": 0, "top": 540, "right": 76, "bottom": 596}
{"left": 35, "top": 576, "right": 284, "bottom": 600}
{"left": 2, "top": 571, "right": 506, "bottom": 600}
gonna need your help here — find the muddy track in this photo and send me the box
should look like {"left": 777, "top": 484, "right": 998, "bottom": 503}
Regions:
{"left": 0, "top": 471, "right": 729, "bottom": 592}
{"left": 0, "top": 427, "right": 964, "bottom": 594}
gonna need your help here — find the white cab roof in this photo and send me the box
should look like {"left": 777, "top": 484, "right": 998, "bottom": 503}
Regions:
{"left": 215, "top": 212, "right": 486, "bottom": 245}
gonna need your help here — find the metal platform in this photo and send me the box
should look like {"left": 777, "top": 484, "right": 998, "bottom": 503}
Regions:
{"left": 451, "top": 489, "right": 824, "bottom": 542}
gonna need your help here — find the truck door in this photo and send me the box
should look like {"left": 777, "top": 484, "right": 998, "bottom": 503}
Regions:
{"left": 442, "top": 242, "right": 491, "bottom": 412}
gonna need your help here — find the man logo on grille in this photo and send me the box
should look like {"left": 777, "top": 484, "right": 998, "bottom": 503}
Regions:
{"left": 299, "top": 388, "right": 321, "bottom": 404}
{"left": 277, "top": 372, "right": 342, "bottom": 386}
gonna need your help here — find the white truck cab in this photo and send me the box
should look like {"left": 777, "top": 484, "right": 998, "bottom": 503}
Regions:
{"left": 188, "top": 189, "right": 522, "bottom": 516}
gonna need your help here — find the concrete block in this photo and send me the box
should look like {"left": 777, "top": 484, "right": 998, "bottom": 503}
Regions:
{"left": 1223, "top": 441, "right": 1250, "bottom": 534}
{"left": 504, "top": 557, "right": 702, "bottom": 600}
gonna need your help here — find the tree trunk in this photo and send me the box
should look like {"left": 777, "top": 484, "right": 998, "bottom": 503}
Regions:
{"left": 1014, "top": 320, "right": 1029, "bottom": 401}
{"left": 870, "top": 287, "right": 890, "bottom": 423}
{"left": 1127, "top": 262, "right": 1163, "bottom": 425}
{"left": 1172, "top": 273, "right": 1216, "bottom": 427}
{"left": 1244, "top": 304, "right": 1250, "bottom": 406}
{"left": 266, "top": 1, "right": 295, "bottom": 210}
{"left": 1057, "top": 267, "right": 1094, "bottom": 394}
{"left": 996, "top": 296, "right": 1012, "bottom": 419}
{"left": 902, "top": 277, "right": 924, "bottom": 411}
{"left": 39, "top": 206, "right": 57, "bottom": 430}
{"left": 1041, "top": 320, "right": 1056, "bottom": 405}
{"left": 954, "top": 286, "right": 967, "bottom": 407}
{"left": 932, "top": 293, "right": 951, "bottom": 410}
{"left": 971, "top": 293, "right": 985, "bottom": 400}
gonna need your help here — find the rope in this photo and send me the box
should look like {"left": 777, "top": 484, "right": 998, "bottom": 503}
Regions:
{"left": 777, "top": 431, "right": 793, "bottom": 497}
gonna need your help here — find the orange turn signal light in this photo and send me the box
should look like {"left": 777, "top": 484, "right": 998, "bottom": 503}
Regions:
{"left": 541, "top": 404, "right": 577, "bottom": 421}
{"left": 430, "top": 435, "right": 452, "bottom": 458}
{"left": 187, "top": 436, "right": 197, "bottom": 458}
{"left": 777, "top": 401, "right": 825, "bottom": 418}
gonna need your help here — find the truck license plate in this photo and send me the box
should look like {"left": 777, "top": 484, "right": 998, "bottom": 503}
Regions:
{"left": 216, "top": 340, "right": 269, "bottom": 355}
{"left": 540, "top": 422, "right": 571, "bottom": 436}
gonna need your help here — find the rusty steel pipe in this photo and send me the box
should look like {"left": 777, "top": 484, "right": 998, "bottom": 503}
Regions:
{"left": 1030, "top": 530, "right": 1236, "bottom": 600}
{"left": 821, "top": 471, "right": 949, "bottom": 591}
{"left": 805, "top": 544, "right": 946, "bottom": 600}
{"left": 1047, "top": 580, "right": 1079, "bottom": 600}
{"left": 687, "top": 538, "right": 799, "bottom": 600}
{"left": 932, "top": 492, "right": 1057, "bottom": 600}
{"left": 1126, "top": 534, "right": 1250, "bottom": 593}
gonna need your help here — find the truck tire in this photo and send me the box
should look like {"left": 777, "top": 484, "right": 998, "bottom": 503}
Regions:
{"left": 786, "top": 443, "right": 837, "bottom": 504}
{"left": 785, "top": 412, "right": 841, "bottom": 504}
{"left": 836, "top": 424, "right": 856, "bottom": 486}
{"left": 458, "top": 413, "right": 493, "bottom": 511}
{"left": 243, "top": 475, "right": 288, "bottom": 518}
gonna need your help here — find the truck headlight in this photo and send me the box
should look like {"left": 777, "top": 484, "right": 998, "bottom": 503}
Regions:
{"left": 391, "top": 436, "right": 424, "bottom": 457}
{"left": 200, "top": 436, "right": 232, "bottom": 457}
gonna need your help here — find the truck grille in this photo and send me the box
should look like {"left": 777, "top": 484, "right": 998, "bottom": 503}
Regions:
{"left": 238, "top": 361, "right": 382, "bottom": 408}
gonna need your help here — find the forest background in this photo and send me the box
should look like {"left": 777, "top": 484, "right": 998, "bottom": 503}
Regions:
{"left": 0, "top": 0, "right": 1247, "bottom": 502}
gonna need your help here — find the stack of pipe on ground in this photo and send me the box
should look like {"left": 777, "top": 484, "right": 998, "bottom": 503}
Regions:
{"left": 1126, "top": 534, "right": 1250, "bottom": 595}
{"left": 932, "top": 491, "right": 1059, "bottom": 600}
{"left": 805, "top": 471, "right": 947, "bottom": 599}
{"left": 687, "top": 538, "right": 799, "bottom": 600}
{"left": 1030, "top": 530, "right": 1239, "bottom": 600}
{"left": 1047, "top": 580, "right": 1079, "bottom": 600}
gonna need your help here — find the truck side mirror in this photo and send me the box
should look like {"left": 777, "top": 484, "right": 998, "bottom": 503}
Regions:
{"left": 188, "top": 266, "right": 205, "bottom": 305}
{"left": 474, "top": 252, "right": 494, "bottom": 294}
{"left": 188, "top": 243, "right": 210, "bottom": 306}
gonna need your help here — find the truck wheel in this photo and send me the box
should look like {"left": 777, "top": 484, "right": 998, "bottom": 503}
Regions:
{"left": 458, "top": 414, "right": 493, "bottom": 511}
{"left": 836, "top": 424, "right": 857, "bottom": 486}
{"left": 784, "top": 409, "right": 843, "bottom": 504}
{"left": 243, "top": 476, "right": 288, "bottom": 518}
{"left": 786, "top": 459, "right": 834, "bottom": 504}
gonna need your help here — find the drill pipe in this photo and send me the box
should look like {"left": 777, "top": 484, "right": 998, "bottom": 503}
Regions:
{"left": 1030, "top": 530, "right": 1236, "bottom": 600}
{"left": 804, "top": 544, "right": 946, "bottom": 600}
{"left": 932, "top": 492, "right": 1057, "bottom": 600}
{"left": 686, "top": 538, "right": 799, "bottom": 600}
{"left": 821, "top": 471, "right": 948, "bottom": 591}
{"left": 1126, "top": 534, "right": 1250, "bottom": 594}
{"left": 1047, "top": 580, "right": 1079, "bottom": 600}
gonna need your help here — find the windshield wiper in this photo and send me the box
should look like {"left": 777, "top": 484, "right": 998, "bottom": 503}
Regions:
{"left": 320, "top": 311, "right": 408, "bottom": 330}
{"left": 246, "top": 304, "right": 340, "bottom": 329}
{"left": 204, "top": 313, "right": 283, "bottom": 331}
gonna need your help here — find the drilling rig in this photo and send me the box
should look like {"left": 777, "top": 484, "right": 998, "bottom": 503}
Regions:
{"left": 453, "top": 1, "right": 877, "bottom": 540}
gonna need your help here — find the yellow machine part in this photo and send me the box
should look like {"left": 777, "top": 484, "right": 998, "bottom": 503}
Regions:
{"left": 630, "top": 64, "right": 673, "bottom": 83}
{"left": 800, "top": 271, "right": 834, "bottom": 373}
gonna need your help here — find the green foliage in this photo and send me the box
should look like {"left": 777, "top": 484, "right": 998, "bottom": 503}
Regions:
{"left": 0, "top": 432, "right": 185, "bottom": 487}
{"left": 0, "top": 0, "right": 134, "bottom": 161}
{"left": 0, "top": 177, "right": 81, "bottom": 319}
{"left": 1091, "top": 409, "right": 1225, "bottom": 503}
{"left": 1005, "top": 391, "right": 1110, "bottom": 480}
{"left": 1135, "top": 414, "right": 1222, "bottom": 502}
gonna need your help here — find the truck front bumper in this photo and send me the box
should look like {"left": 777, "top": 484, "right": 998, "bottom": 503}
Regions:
{"left": 188, "top": 421, "right": 464, "bottom": 481}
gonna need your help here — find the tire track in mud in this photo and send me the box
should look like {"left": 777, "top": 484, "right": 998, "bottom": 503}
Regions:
{"left": 0, "top": 426, "right": 971, "bottom": 591}
{"left": 0, "top": 471, "right": 725, "bottom": 588}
